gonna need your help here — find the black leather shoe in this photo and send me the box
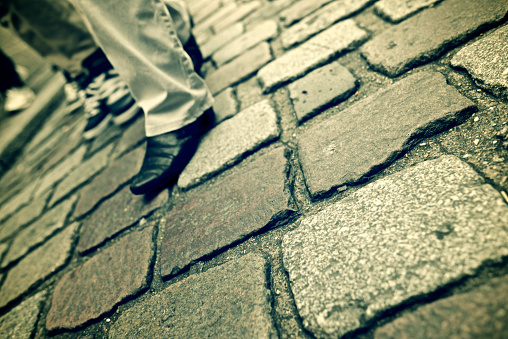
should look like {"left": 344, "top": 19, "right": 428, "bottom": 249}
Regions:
{"left": 130, "top": 109, "right": 215, "bottom": 195}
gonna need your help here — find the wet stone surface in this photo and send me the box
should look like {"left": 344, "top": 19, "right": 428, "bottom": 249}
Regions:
{"left": 178, "top": 99, "right": 280, "bottom": 189}
{"left": 297, "top": 71, "right": 475, "bottom": 198}
{"left": 361, "top": 0, "right": 508, "bottom": 77}
{"left": 374, "top": 0, "right": 441, "bottom": 23}
{"left": 283, "top": 155, "right": 508, "bottom": 338}
{"left": 451, "top": 25, "right": 508, "bottom": 100}
{"left": 288, "top": 61, "right": 358, "bottom": 123}
{"left": 46, "top": 227, "right": 155, "bottom": 331}
{"left": 163, "top": 148, "right": 292, "bottom": 278}
{"left": 375, "top": 275, "right": 508, "bottom": 339}
{"left": 257, "top": 19, "right": 367, "bottom": 93}
{"left": 0, "top": 291, "right": 46, "bottom": 338}
{"left": 77, "top": 186, "right": 167, "bottom": 253}
{"left": 111, "top": 254, "right": 276, "bottom": 338}
{"left": 0, "top": 224, "right": 77, "bottom": 309}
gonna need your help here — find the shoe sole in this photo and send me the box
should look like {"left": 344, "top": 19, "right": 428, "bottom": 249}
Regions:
{"left": 112, "top": 104, "right": 141, "bottom": 125}
{"left": 83, "top": 114, "right": 112, "bottom": 140}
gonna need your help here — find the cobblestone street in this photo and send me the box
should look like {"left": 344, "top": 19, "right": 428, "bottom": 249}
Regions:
{"left": 1, "top": 0, "right": 508, "bottom": 337}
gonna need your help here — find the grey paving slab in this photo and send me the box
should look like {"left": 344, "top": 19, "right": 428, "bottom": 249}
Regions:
{"left": 46, "top": 227, "right": 154, "bottom": 331}
{"left": 111, "top": 254, "right": 276, "bottom": 338}
{"left": 213, "top": 20, "right": 278, "bottom": 66}
{"left": 298, "top": 71, "right": 475, "bottom": 198}
{"left": 49, "top": 144, "right": 113, "bottom": 206}
{"left": 201, "top": 22, "right": 244, "bottom": 59}
{"left": 279, "top": 0, "right": 334, "bottom": 27}
{"left": 212, "top": 1, "right": 262, "bottom": 33}
{"left": 375, "top": 275, "right": 508, "bottom": 339}
{"left": 178, "top": 99, "right": 280, "bottom": 189}
{"left": 375, "top": 0, "right": 441, "bottom": 23}
{"left": 34, "top": 146, "right": 87, "bottom": 197}
{"left": 193, "top": 2, "right": 237, "bottom": 36}
{"left": 236, "top": 77, "right": 265, "bottom": 111}
{"left": 289, "top": 62, "right": 358, "bottom": 122}
{"left": 283, "top": 155, "right": 508, "bottom": 338}
{"left": 2, "top": 195, "right": 77, "bottom": 268}
{"left": 361, "top": 0, "right": 508, "bottom": 77}
{"left": 0, "top": 223, "right": 77, "bottom": 309}
{"left": 77, "top": 186, "right": 167, "bottom": 253}
{"left": 257, "top": 19, "right": 367, "bottom": 93}
{"left": 205, "top": 42, "right": 273, "bottom": 95}
{"left": 451, "top": 25, "right": 508, "bottom": 100}
{"left": 111, "top": 117, "right": 145, "bottom": 158}
{"left": 213, "top": 88, "right": 238, "bottom": 123}
{"left": 73, "top": 146, "right": 144, "bottom": 217}
{"left": 164, "top": 148, "right": 292, "bottom": 278}
{"left": 0, "top": 291, "right": 46, "bottom": 338}
{"left": 0, "top": 184, "right": 37, "bottom": 223}
{"left": 281, "top": 0, "right": 374, "bottom": 49}
{"left": 0, "top": 190, "right": 50, "bottom": 242}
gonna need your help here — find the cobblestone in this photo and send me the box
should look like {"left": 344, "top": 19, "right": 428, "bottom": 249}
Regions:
{"left": 451, "top": 25, "right": 508, "bottom": 100}
{"left": 0, "top": 291, "right": 46, "bottom": 338}
{"left": 279, "top": 0, "right": 334, "bottom": 27}
{"left": 206, "top": 42, "right": 272, "bottom": 94}
{"left": 212, "top": 20, "right": 278, "bottom": 66}
{"left": 212, "top": 1, "right": 261, "bottom": 33}
{"left": 289, "top": 61, "right": 357, "bottom": 122}
{"left": 212, "top": 87, "right": 238, "bottom": 123}
{"left": 111, "top": 118, "right": 146, "bottom": 158}
{"left": 0, "top": 224, "right": 77, "bottom": 309}
{"left": 178, "top": 99, "right": 280, "bottom": 189}
{"left": 375, "top": 275, "right": 508, "bottom": 339}
{"left": 111, "top": 254, "right": 276, "bottom": 338}
{"left": 163, "top": 148, "right": 292, "bottom": 278}
{"left": 298, "top": 71, "right": 475, "bottom": 197}
{"left": 361, "top": 0, "right": 508, "bottom": 77}
{"left": 0, "top": 185, "right": 37, "bottom": 223}
{"left": 283, "top": 155, "right": 508, "bottom": 338}
{"left": 374, "top": 0, "right": 441, "bottom": 23}
{"left": 77, "top": 186, "right": 167, "bottom": 253}
{"left": 46, "top": 227, "right": 154, "bottom": 330}
{"left": 201, "top": 22, "right": 244, "bottom": 59}
{"left": 257, "top": 19, "right": 367, "bottom": 93}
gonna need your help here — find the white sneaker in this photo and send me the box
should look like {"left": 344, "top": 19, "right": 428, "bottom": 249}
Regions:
{"left": 4, "top": 87, "right": 36, "bottom": 113}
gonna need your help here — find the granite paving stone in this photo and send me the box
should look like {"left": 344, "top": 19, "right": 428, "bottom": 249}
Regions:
{"left": 0, "top": 224, "right": 77, "bottom": 309}
{"left": 212, "top": 1, "right": 262, "bottom": 33}
{"left": 0, "top": 190, "right": 50, "bottom": 242}
{"left": 73, "top": 146, "right": 145, "bottom": 217}
{"left": 163, "top": 148, "right": 292, "bottom": 278}
{"left": 49, "top": 144, "right": 113, "bottom": 206}
{"left": 193, "top": 2, "right": 237, "bottom": 37}
{"left": 205, "top": 42, "right": 273, "bottom": 95}
{"left": 34, "top": 145, "right": 87, "bottom": 197}
{"left": 361, "top": 0, "right": 508, "bottom": 77}
{"left": 0, "top": 184, "right": 37, "bottom": 223}
{"left": 374, "top": 0, "right": 441, "bottom": 23}
{"left": 283, "top": 155, "right": 508, "bottom": 338}
{"left": 111, "top": 117, "right": 146, "bottom": 158}
{"left": 0, "top": 291, "right": 46, "bottom": 338}
{"left": 213, "top": 87, "right": 238, "bottom": 123}
{"left": 257, "top": 19, "right": 367, "bottom": 93}
{"left": 375, "top": 275, "right": 508, "bottom": 339}
{"left": 451, "top": 25, "right": 508, "bottom": 100}
{"left": 243, "top": 0, "right": 293, "bottom": 28}
{"left": 281, "top": 0, "right": 374, "bottom": 49}
{"left": 279, "top": 0, "right": 334, "bottom": 27}
{"left": 2, "top": 195, "right": 77, "bottom": 267}
{"left": 111, "top": 254, "right": 276, "bottom": 338}
{"left": 77, "top": 186, "right": 167, "bottom": 253}
{"left": 297, "top": 71, "right": 476, "bottom": 197}
{"left": 289, "top": 62, "right": 358, "bottom": 122}
{"left": 213, "top": 20, "right": 278, "bottom": 66}
{"left": 236, "top": 77, "right": 265, "bottom": 111}
{"left": 192, "top": 0, "right": 221, "bottom": 24}
{"left": 178, "top": 100, "right": 280, "bottom": 189}
{"left": 46, "top": 227, "right": 155, "bottom": 331}
{"left": 201, "top": 22, "right": 244, "bottom": 59}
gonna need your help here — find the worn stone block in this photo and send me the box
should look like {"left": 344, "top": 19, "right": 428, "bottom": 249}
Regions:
{"left": 46, "top": 227, "right": 155, "bottom": 330}
{"left": 361, "top": 0, "right": 508, "bottom": 77}
{"left": 0, "top": 224, "right": 77, "bottom": 309}
{"left": 111, "top": 254, "right": 276, "bottom": 338}
{"left": 112, "top": 117, "right": 146, "bottom": 158}
{"left": 193, "top": 2, "right": 238, "bottom": 37}
{"left": 77, "top": 186, "right": 167, "bottom": 253}
{"left": 279, "top": 0, "right": 334, "bottom": 27}
{"left": 0, "top": 291, "right": 46, "bottom": 338}
{"left": 298, "top": 72, "right": 475, "bottom": 197}
{"left": 289, "top": 62, "right": 358, "bottom": 122}
{"left": 281, "top": 0, "right": 374, "bottom": 49}
{"left": 451, "top": 25, "right": 508, "bottom": 100}
{"left": 213, "top": 87, "right": 238, "bottom": 123}
{"left": 164, "top": 148, "right": 292, "bottom": 277}
{"left": 283, "top": 155, "right": 508, "bottom": 338}
{"left": 201, "top": 23, "right": 244, "bottom": 59}
{"left": 375, "top": 0, "right": 441, "bottom": 23}
{"left": 212, "top": 1, "right": 262, "bottom": 33}
{"left": 0, "top": 184, "right": 37, "bottom": 223}
{"left": 178, "top": 100, "right": 280, "bottom": 189}
{"left": 257, "top": 20, "right": 367, "bottom": 93}
{"left": 206, "top": 42, "right": 273, "bottom": 95}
